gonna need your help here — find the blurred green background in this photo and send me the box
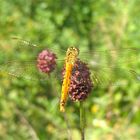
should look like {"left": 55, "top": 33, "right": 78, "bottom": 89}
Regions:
{"left": 0, "top": 0, "right": 140, "bottom": 140}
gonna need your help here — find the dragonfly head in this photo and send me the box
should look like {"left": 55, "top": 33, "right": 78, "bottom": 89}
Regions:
{"left": 68, "top": 46, "right": 79, "bottom": 56}
{"left": 66, "top": 47, "right": 79, "bottom": 64}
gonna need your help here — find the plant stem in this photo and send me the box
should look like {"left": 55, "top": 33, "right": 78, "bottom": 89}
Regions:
{"left": 63, "top": 113, "right": 72, "bottom": 140}
{"left": 80, "top": 101, "right": 85, "bottom": 140}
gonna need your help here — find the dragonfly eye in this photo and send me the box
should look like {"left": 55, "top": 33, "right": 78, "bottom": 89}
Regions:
{"left": 70, "top": 46, "right": 79, "bottom": 55}
{"left": 76, "top": 48, "right": 79, "bottom": 55}
{"left": 67, "top": 47, "right": 79, "bottom": 55}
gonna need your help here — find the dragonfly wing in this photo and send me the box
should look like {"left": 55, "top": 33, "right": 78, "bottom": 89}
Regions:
{"left": 10, "top": 37, "right": 140, "bottom": 88}
{"left": 12, "top": 37, "right": 66, "bottom": 57}
{"left": 79, "top": 47, "right": 140, "bottom": 56}
{"left": 90, "top": 65, "right": 140, "bottom": 88}
{"left": 79, "top": 47, "right": 140, "bottom": 66}
{"left": 12, "top": 37, "right": 140, "bottom": 66}
{"left": 0, "top": 61, "right": 51, "bottom": 83}
{"left": 129, "top": 69, "right": 140, "bottom": 82}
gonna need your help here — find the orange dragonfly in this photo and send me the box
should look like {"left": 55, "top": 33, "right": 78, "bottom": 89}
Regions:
{"left": 0, "top": 37, "right": 140, "bottom": 111}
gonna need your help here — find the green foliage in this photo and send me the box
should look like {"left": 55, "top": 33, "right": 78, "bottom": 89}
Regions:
{"left": 0, "top": 0, "right": 140, "bottom": 139}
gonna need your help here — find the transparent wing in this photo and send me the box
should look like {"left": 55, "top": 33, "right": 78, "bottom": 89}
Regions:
{"left": 90, "top": 67, "right": 131, "bottom": 88}
{"left": 89, "top": 58, "right": 140, "bottom": 88}
{"left": 11, "top": 36, "right": 140, "bottom": 60}
{"left": 0, "top": 60, "right": 139, "bottom": 89}
{"left": 129, "top": 69, "right": 140, "bottom": 82}
{"left": 0, "top": 60, "right": 54, "bottom": 83}
{"left": 2, "top": 37, "right": 139, "bottom": 88}
{"left": 11, "top": 36, "right": 66, "bottom": 56}
{"left": 10, "top": 36, "right": 140, "bottom": 69}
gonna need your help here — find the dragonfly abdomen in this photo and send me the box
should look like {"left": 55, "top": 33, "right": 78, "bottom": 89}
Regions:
{"left": 60, "top": 63, "right": 73, "bottom": 112}
{"left": 60, "top": 47, "right": 79, "bottom": 112}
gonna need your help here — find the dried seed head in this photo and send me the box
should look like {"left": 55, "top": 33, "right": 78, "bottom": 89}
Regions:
{"left": 37, "top": 49, "right": 57, "bottom": 74}
{"left": 62, "top": 59, "right": 93, "bottom": 101}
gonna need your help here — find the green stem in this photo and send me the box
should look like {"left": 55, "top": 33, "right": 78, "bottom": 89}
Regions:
{"left": 80, "top": 101, "right": 85, "bottom": 140}
{"left": 63, "top": 113, "right": 72, "bottom": 140}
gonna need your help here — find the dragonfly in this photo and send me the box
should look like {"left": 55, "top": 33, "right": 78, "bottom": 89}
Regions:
{"left": 0, "top": 37, "right": 140, "bottom": 111}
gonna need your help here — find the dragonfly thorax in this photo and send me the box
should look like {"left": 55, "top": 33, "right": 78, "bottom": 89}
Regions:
{"left": 65, "top": 47, "right": 79, "bottom": 64}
